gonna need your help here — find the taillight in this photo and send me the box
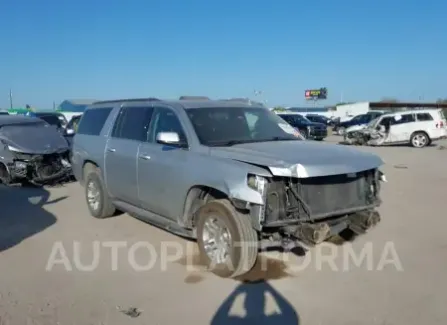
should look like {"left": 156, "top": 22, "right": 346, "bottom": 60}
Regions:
{"left": 436, "top": 121, "right": 445, "bottom": 128}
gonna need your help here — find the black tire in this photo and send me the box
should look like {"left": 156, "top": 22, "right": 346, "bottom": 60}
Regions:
{"left": 84, "top": 166, "right": 115, "bottom": 218}
{"left": 196, "top": 199, "right": 258, "bottom": 278}
{"left": 410, "top": 131, "right": 429, "bottom": 148}
{"left": 0, "top": 163, "right": 12, "bottom": 185}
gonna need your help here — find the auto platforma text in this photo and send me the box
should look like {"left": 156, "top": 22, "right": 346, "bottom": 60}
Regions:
{"left": 45, "top": 240, "right": 403, "bottom": 273}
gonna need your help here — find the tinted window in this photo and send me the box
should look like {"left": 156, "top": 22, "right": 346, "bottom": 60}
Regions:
{"left": 416, "top": 113, "right": 433, "bottom": 121}
{"left": 77, "top": 107, "right": 113, "bottom": 136}
{"left": 278, "top": 114, "right": 308, "bottom": 126}
{"left": 150, "top": 107, "right": 187, "bottom": 143}
{"left": 186, "top": 107, "right": 300, "bottom": 146}
{"left": 112, "top": 106, "right": 154, "bottom": 141}
{"left": 394, "top": 114, "right": 415, "bottom": 124}
{"left": 38, "top": 115, "right": 62, "bottom": 128}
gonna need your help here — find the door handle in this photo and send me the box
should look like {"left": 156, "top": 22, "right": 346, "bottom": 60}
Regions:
{"left": 139, "top": 154, "right": 151, "bottom": 160}
{"left": 107, "top": 148, "right": 116, "bottom": 153}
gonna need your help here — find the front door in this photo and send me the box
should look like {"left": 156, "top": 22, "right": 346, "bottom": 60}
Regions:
{"left": 137, "top": 106, "right": 190, "bottom": 220}
{"left": 104, "top": 105, "right": 154, "bottom": 205}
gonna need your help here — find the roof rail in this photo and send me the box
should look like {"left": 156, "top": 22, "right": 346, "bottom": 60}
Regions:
{"left": 179, "top": 96, "right": 210, "bottom": 100}
{"left": 93, "top": 98, "right": 160, "bottom": 105}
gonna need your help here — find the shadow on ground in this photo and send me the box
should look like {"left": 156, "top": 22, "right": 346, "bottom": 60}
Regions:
{"left": 210, "top": 280, "right": 299, "bottom": 324}
{"left": 0, "top": 185, "right": 64, "bottom": 252}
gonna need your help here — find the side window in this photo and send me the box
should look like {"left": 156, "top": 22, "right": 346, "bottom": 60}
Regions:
{"left": 149, "top": 107, "right": 187, "bottom": 144}
{"left": 77, "top": 107, "right": 113, "bottom": 136}
{"left": 112, "top": 106, "right": 154, "bottom": 141}
{"left": 244, "top": 112, "right": 259, "bottom": 132}
{"left": 416, "top": 113, "right": 433, "bottom": 121}
{"left": 394, "top": 114, "right": 415, "bottom": 125}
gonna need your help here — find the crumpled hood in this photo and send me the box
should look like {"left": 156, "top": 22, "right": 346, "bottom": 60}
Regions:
{"left": 0, "top": 124, "right": 69, "bottom": 154}
{"left": 346, "top": 124, "right": 368, "bottom": 133}
{"left": 209, "top": 140, "right": 383, "bottom": 178}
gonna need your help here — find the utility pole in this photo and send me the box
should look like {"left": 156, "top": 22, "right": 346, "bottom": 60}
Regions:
{"left": 9, "top": 89, "right": 13, "bottom": 110}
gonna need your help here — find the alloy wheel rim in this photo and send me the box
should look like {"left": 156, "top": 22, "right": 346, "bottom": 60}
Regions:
{"left": 412, "top": 134, "right": 427, "bottom": 147}
{"left": 87, "top": 181, "right": 100, "bottom": 211}
{"left": 202, "top": 216, "right": 232, "bottom": 265}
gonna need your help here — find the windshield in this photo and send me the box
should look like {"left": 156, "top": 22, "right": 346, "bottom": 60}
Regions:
{"left": 367, "top": 117, "right": 380, "bottom": 128}
{"left": 186, "top": 107, "right": 301, "bottom": 146}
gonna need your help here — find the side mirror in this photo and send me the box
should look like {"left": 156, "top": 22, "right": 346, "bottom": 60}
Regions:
{"left": 156, "top": 132, "right": 186, "bottom": 147}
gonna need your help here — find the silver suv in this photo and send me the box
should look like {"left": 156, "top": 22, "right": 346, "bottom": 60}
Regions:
{"left": 72, "top": 98, "right": 386, "bottom": 278}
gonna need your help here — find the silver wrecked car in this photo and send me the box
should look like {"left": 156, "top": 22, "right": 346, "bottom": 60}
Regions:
{"left": 72, "top": 97, "right": 386, "bottom": 278}
{"left": 0, "top": 115, "right": 72, "bottom": 185}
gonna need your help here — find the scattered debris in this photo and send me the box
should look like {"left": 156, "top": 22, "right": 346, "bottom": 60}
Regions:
{"left": 438, "top": 145, "right": 446, "bottom": 150}
{"left": 116, "top": 306, "right": 142, "bottom": 318}
{"left": 393, "top": 164, "right": 408, "bottom": 169}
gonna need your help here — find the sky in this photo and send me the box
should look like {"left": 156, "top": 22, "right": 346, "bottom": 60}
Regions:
{"left": 0, "top": 0, "right": 446, "bottom": 109}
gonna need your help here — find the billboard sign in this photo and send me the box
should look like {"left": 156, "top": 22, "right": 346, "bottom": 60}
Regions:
{"left": 305, "top": 88, "right": 328, "bottom": 100}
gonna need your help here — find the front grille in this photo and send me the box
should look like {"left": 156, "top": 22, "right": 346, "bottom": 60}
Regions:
{"left": 264, "top": 169, "right": 379, "bottom": 225}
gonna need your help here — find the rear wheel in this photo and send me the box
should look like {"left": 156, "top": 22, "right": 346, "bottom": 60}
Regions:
{"left": 84, "top": 165, "right": 115, "bottom": 218}
{"left": 410, "top": 132, "right": 429, "bottom": 148}
{"left": 196, "top": 199, "right": 258, "bottom": 278}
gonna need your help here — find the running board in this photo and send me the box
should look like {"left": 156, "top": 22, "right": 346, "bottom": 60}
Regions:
{"left": 113, "top": 200, "right": 195, "bottom": 239}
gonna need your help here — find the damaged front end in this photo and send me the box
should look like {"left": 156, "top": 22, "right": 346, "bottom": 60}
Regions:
{"left": 249, "top": 168, "right": 385, "bottom": 249}
{"left": 5, "top": 150, "right": 72, "bottom": 185}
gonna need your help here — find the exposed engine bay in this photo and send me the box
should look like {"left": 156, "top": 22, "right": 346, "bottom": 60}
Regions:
{"left": 256, "top": 168, "right": 384, "bottom": 248}
{"left": 1, "top": 150, "right": 72, "bottom": 185}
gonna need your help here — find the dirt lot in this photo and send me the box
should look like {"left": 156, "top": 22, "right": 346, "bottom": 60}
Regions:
{"left": 1, "top": 135, "right": 447, "bottom": 325}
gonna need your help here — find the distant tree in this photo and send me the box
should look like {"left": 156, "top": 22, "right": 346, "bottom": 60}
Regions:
{"left": 436, "top": 98, "right": 447, "bottom": 104}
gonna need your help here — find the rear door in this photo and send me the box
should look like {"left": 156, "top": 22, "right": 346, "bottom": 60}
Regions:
{"left": 105, "top": 105, "right": 154, "bottom": 205}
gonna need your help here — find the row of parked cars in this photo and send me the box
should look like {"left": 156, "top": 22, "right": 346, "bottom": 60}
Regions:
{"left": 1, "top": 98, "right": 387, "bottom": 278}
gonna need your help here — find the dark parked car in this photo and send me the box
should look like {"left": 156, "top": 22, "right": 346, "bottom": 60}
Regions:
{"left": 277, "top": 113, "right": 328, "bottom": 140}
{"left": 0, "top": 115, "right": 72, "bottom": 185}
{"left": 63, "top": 114, "right": 82, "bottom": 148}
{"left": 33, "top": 112, "right": 68, "bottom": 131}
{"left": 0, "top": 111, "right": 9, "bottom": 115}
{"left": 305, "top": 114, "right": 336, "bottom": 126}
{"left": 333, "top": 112, "right": 383, "bottom": 135}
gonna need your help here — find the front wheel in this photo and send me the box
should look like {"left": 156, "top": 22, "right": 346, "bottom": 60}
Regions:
{"left": 196, "top": 199, "right": 258, "bottom": 278}
{"left": 410, "top": 132, "right": 429, "bottom": 148}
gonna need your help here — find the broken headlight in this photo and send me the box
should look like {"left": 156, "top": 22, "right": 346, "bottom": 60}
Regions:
{"left": 247, "top": 174, "right": 267, "bottom": 193}
{"left": 7, "top": 145, "right": 21, "bottom": 152}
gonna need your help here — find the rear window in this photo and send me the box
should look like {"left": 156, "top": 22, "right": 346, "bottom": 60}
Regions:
{"left": 77, "top": 107, "right": 113, "bottom": 136}
{"left": 416, "top": 113, "right": 434, "bottom": 121}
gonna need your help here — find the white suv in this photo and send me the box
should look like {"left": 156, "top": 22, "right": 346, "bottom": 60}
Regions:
{"left": 347, "top": 109, "right": 447, "bottom": 148}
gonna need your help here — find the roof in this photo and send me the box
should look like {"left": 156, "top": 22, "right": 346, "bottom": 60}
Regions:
{"left": 0, "top": 115, "right": 42, "bottom": 126}
{"left": 90, "top": 98, "right": 264, "bottom": 110}
{"left": 370, "top": 102, "right": 447, "bottom": 109}
{"left": 380, "top": 108, "right": 442, "bottom": 118}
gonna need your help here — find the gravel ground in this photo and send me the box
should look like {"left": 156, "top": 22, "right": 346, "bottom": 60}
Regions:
{"left": 1, "top": 135, "right": 447, "bottom": 325}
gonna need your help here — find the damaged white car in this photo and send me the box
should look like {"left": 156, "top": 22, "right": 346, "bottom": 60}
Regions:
{"left": 344, "top": 109, "right": 447, "bottom": 148}
{"left": 73, "top": 98, "right": 386, "bottom": 278}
